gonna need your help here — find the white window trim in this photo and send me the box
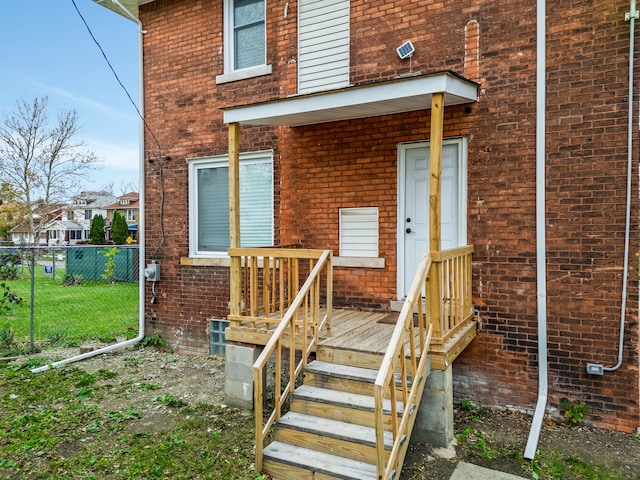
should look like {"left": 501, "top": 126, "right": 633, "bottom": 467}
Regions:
{"left": 187, "top": 150, "right": 274, "bottom": 259}
{"left": 216, "top": 64, "right": 272, "bottom": 85}
{"left": 219, "top": 0, "right": 271, "bottom": 83}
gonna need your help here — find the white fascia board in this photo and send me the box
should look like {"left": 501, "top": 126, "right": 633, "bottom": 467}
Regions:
{"left": 223, "top": 72, "right": 478, "bottom": 127}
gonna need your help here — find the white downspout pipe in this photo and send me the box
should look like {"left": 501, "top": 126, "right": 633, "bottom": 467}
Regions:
{"left": 524, "top": 0, "right": 548, "bottom": 460}
{"left": 32, "top": 1, "right": 145, "bottom": 373}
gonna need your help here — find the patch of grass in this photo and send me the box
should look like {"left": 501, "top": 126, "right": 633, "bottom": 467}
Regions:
{"left": 459, "top": 399, "right": 488, "bottom": 421}
{"left": 456, "top": 427, "right": 498, "bottom": 460}
{"left": 141, "top": 334, "right": 164, "bottom": 348}
{"left": 1, "top": 268, "right": 138, "bottom": 344}
{"left": 154, "top": 392, "right": 187, "bottom": 408}
{"left": 455, "top": 422, "right": 631, "bottom": 480}
{"left": 0, "top": 365, "right": 258, "bottom": 479}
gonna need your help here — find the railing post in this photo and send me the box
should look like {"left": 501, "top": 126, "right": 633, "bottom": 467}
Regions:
{"left": 428, "top": 259, "right": 443, "bottom": 341}
{"left": 326, "top": 252, "right": 333, "bottom": 335}
{"left": 228, "top": 122, "right": 241, "bottom": 317}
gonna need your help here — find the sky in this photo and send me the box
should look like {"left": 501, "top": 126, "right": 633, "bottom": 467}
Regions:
{"left": 0, "top": 0, "right": 140, "bottom": 196}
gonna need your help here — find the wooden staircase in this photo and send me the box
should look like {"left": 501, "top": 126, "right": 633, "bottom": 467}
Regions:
{"left": 262, "top": 357, "right": 418, "bottom": 480}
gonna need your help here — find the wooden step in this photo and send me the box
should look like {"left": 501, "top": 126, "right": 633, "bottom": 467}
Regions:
{"left": 274, "top": 411, "right": 404, "bottom": 463}
{"left": 263, "top": 441, "right": 395, "bottom": 480}
{"left": 317, "top": 345, "right": 387, "bottom": 370}
{"left": 290, "top": 385, "right": 406, "bottom": 429}
{"left": 304, "top": 360, "right": 414, "bottom": 397}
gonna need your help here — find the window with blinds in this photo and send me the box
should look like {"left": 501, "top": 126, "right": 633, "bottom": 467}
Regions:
{"left": 189, "top": 151, "right": 273, "bottom": 256}
{"left": 339, "top": 207, "right": 378, "bottom": 257}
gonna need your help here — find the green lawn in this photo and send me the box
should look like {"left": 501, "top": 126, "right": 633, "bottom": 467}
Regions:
{"left": 0, "top": 267, "right": 139, "bottom": 346}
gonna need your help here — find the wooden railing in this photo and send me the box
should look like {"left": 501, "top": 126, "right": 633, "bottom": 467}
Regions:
{"left": 430, "top": 245, "right": 475, "bottom": 346}
{"left": 373, "top": 253, "right": 433, "bottom": 480}
{"left": 372, "top": 245, "right": 474, "bottom": 479}
{"left": 251, "top": 249, "right": 333, "bottom": 473}
{"left": 228, "top": 247, "right": 333, "bottom": 332}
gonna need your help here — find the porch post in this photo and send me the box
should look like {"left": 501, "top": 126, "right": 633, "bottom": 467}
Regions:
{"left": 429, "top": 92, "right": 444, "bottom": 253}
{"left": 412, "top": 92, "right": 455, "bottom": 448}
{"left": 229, "top": 122, "right": 241, "bottom": 316}
{"left": 429, "top": 93, "right": 445, "bottom": 340}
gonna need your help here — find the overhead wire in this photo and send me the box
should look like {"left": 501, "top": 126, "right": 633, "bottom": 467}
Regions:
{"left": 70, "top": 0, "right": 163, "bottom": 155}
{"left": 70, "top": 0, "right": 166, "bottom": 259}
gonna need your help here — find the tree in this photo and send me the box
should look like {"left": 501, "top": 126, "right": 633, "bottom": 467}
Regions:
{"left": 89, "top": 214, "right": 105, "bottom": 245}
{"left": 112, "top": 211, "right": 129, "bottom": 245}
{"left": 0, "top": 182, "right": 27, "bottom": 242}
{"left": 0, "top": 97, "right": 100, "bottom": 244}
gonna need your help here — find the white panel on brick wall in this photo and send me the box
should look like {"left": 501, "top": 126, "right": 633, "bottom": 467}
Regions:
{"left": 298, "top": 0, "right": 350, "bottom": 94}
{"left": 340, "top": 207, "right": 378, "bottom": 257}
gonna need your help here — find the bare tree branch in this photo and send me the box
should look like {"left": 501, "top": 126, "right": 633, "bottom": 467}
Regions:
{"left": 0, "top": 97, "right": 102, "bottom": 244}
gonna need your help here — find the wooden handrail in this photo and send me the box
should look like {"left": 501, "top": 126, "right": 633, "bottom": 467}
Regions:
{"left": 374, "top": 253, "right": 433, "bottom": 480}
{"left": 252, "top": 250, "right": 333, "bottom": 473}
{"left": 372, "top": 245, "right": 474, "bottom": 478}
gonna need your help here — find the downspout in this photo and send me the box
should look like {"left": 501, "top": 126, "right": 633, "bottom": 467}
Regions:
{"left": 524, "top": 0, "right": 548, "bottom": 460}
{"left": 32, "top": 1, "right": 145, "bottom": 373}
{"left": 525, "top": 0, "right": 638, "bottom": 456}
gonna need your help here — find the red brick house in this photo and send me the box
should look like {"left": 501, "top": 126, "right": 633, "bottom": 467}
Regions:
{"left": 95, "top": 0, "right": 639, "bottom": 470}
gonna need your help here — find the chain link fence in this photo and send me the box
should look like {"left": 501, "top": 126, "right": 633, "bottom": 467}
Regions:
{"left": 0, "top": 245, "right": 140, "bottom": 353}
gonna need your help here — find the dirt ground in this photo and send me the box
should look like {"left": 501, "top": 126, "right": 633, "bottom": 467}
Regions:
{"left": 19, "top": 345, "right": 640, "bottom": 480}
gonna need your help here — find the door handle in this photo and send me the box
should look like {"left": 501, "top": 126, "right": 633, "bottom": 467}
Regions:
{"left": 406, "top": 228, "right": 412, "bottom": 234}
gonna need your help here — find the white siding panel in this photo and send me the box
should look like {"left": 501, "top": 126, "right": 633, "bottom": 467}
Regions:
{"left": 340, "top": 207, "right": 379, "bottom": 258}
{"left": 299, "top": 0, "right": 350, "bottom": 94}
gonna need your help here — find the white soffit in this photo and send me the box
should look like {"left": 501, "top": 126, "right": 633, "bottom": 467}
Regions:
{"left": 224, "top": 72, "right": 478, "bottom": 127}
{"left": 92, "top": 0, "right": 153, "bottom": 19}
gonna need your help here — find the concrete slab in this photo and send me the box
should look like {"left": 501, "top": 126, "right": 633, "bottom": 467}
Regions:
{"left": 450, "top": 462, "right": 529, "bottom": 480}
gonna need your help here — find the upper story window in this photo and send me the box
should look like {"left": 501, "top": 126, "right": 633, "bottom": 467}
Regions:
{"left": 217, "top": 0, "right": 272, "bottom": 84}
{"left": 233, "top": 0, "right": 265, "bottom": 69}
{"left": 124, "top": 209, "right": 136, "bottom": 222}
{"left": 188, "top": 151, "right": 274, "bottom": 257}
{"left": 84, "top": 210, "right": 92, "bottom": 220}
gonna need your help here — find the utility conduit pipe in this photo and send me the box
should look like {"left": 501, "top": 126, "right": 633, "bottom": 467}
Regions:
{"left": 32, "top": 0, "right": 146, "bottom": 373}
{"left": 586, "top": 0, "right": 636, "bottom": 375}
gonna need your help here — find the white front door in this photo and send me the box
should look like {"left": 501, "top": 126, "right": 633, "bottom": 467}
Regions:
{"left": 398, "top": 139, "right": 466, "bottom": 297}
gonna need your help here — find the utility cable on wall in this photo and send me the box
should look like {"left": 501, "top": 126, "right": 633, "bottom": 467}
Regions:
{"left": 71, "top": 0, "right": 167, "bottom": 259}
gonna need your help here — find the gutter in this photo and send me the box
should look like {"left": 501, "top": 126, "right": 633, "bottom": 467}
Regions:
{"left": 32, "top": 1, "right": 146, "bottom": 373}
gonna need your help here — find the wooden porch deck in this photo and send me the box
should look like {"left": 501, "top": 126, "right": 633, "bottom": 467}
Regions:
{"left": 225, "top": 307, "right": 476, "bottom": 370}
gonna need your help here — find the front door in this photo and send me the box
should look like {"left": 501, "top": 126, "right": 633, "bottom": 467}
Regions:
{"left": 398, "top": 140, "right": 465, "bottom": 297}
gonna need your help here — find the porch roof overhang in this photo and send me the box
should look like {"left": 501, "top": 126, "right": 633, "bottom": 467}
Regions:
{"left": 223, "top": 71, "right": 478, "bottom": 127}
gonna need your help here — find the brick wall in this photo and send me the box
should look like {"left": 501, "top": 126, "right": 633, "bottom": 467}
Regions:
{"left": 138, "top": 0, "right": 639, "bottom": 431}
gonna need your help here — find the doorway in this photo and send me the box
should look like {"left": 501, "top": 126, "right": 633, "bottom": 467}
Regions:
{"left": 397, "top": 139, "right": 467, "bottom": 298}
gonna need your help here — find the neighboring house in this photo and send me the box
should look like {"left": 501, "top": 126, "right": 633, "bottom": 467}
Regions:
{"left": 105, "top": 192, "right": 140, "bottom": 242}
{"left": 44, "top": 191, "right": 117, "bottom": 245}
{"left": 10, "top": 203, "right": 64, "bottom": 245}
{"left": 95, "top": 0, "right": 639, "bottom": 446}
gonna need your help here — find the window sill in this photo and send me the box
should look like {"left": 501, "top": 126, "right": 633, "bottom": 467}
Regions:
{"left": 216, "top": 64, "right": 272, "bottom": 85}
{"left": 181, "top": 257, "right": 230, "bottom": 267}
{"left": 333, "top": 257, "right": 385, "bottom": 269}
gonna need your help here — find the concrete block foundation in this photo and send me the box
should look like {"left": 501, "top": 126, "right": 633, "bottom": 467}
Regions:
{"left": 411, "top": 364, "right": 454, "bottom": 447}
{"left": 224, "top": 343, "right": 262, "bottom": 410}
